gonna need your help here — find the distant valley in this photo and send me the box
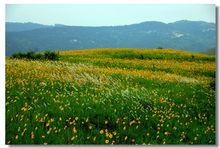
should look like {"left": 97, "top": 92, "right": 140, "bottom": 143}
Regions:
{"left": 6, "top": 20, "right": 216, "bottom": 55}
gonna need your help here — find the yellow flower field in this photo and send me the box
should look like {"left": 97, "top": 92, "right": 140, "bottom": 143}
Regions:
{"left": 6, "top": 48, "right": 216, "bottom": 144}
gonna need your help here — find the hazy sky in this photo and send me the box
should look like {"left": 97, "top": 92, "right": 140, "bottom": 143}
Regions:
{"left": 6, "top": 4, "right": 215, "bottom": 26}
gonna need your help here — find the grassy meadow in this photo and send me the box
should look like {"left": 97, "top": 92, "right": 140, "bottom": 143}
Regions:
{"left": 6, "top": 48, "right": 216, "bottom": 144}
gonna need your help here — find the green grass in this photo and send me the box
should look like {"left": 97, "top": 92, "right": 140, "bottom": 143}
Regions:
{"left": 6, "top": 48, "right": 216, "bottom": 145}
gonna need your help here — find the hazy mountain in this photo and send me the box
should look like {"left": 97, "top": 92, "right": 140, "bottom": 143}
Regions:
{"left": 6, "top": 20, "right": 216, "bottom": 55}
{"left": 6, "top": 22, "right": 51, "bottom": 32}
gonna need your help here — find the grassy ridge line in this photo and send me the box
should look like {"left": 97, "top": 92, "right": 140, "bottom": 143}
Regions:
{"left": 6, "top": 59, "right": 112, "bottom": 86}
{"left": 59, "top": 48, "right": 215, "bottom": 79}
{"left": 60, "top": 56, "right": 215, "bottom": 78}
{"left": 65, "top": 57, "right": 215, "bottom": 72}
{"left": 6, "top": 59, "right": 211, "bottom": 84}
{"left": 59, "top": 48, "right": 215, "bottom": 61}
{"left": 59, "top": 48, "right": 213, "bottom": 56}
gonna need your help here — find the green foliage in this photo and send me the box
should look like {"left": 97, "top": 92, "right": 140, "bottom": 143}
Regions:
{"left": 44, "top": 51, "right": 59, "bottom": 60}
{"left": 11, "top": 51, "right": 59, "bottom": 61}
{"left": 209, "top": 80, "right": 215, "bottom": 90}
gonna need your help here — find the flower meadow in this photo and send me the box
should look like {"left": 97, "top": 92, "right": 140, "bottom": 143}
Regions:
{"left": 6, "top": 48, "right": 216, "bottom": 144}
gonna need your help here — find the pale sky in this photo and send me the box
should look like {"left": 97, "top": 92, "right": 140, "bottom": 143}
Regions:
{"left": 6, "top": 4, "right": 216, "bottom": 26}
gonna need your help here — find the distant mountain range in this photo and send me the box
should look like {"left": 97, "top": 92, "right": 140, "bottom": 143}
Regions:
{"left": 6, "top": 20, "right": 216, "bottom": 55}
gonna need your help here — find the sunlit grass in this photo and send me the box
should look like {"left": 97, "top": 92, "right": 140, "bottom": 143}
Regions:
{"left": 6, "top": 48, "right": 215, "bottom": 144}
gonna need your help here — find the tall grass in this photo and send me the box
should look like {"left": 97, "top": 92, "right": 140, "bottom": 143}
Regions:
{"left": 6, "top": 48, "right": 215, "bottom": 144}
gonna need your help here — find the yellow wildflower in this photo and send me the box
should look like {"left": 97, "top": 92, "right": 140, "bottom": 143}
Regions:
{"left": 72, "top": 127, "right": 77, "bottom": 133}
{"left": 109, "top": 133, "right": 113, "bottom": 139}
{"left": 50, "top": 118, "right": 54, "bottom": 122}
{"left": 105, "top": 133, "right": 109, "bottom": 137}
{"left": 100, "top": 130, "right": 104, "bottom": 134}
{"left": 21, "top": 107, "right": 28, "bottom": 112}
